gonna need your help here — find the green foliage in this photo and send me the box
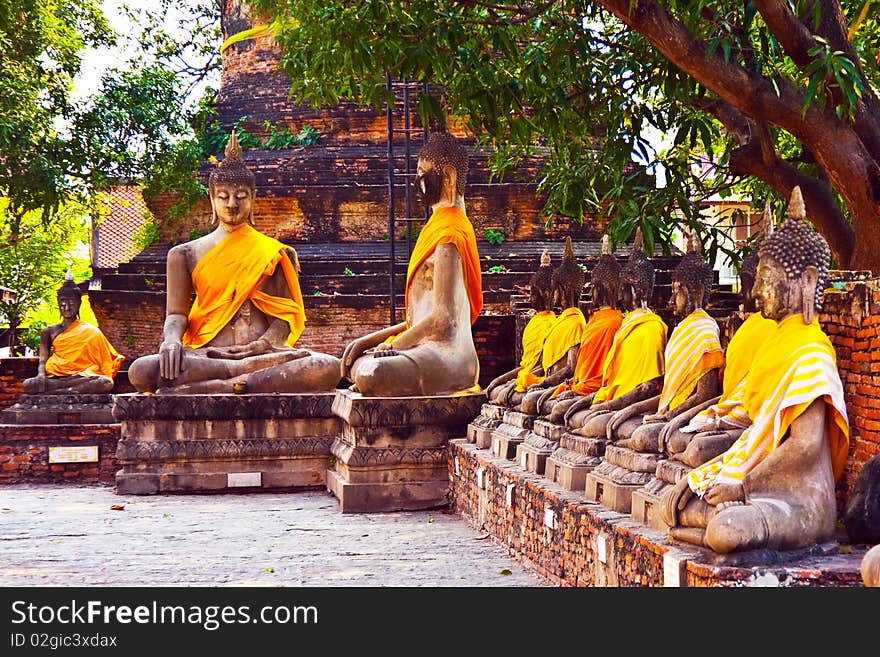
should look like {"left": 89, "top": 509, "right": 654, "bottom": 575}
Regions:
{"left": 342, "top": 267, "right": 356, "bottom": 276}
{"left": 484, "top": 229, "right": 506, "bottom": 245}
{"left": 132, "top": 219, "right": 161, "bottom": 252}
{"left": 487, "top": 264, "right": 509, "bottom": 274}
{"left": 263, "top": 122, "right": 322, "bottom": 149}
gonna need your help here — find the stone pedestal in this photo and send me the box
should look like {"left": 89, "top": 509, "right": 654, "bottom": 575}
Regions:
{"left": 114, "top": 392, "right": 340, "bottom": 495}
{"left": 466, "top": 403, "right": 506, "bottom": 449}
{"left": 631, "top": 459, "right": 691, "bottom": 531}
{"left": 584, "top": 444, "right": 663, "bottom": 513}
{"left": 327, "top": 389, "right": 485, "bottom": 513}
{"left": 2, "top": 394, "right": 116, "bottom": 424}
{"left": 489, "top": 410, "right": 534, "bottom": 460}
{"left": 515, "top": 419, "right": 565, "bottom": 474}
{"left": 544, "top": 431, "right": 607, "bottom": 491}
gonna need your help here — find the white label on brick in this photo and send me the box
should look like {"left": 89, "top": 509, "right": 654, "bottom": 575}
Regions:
{"left": 48, "top": 446, "right": 98, "bottom": 463}
{"left": 476, "top": 467, "right": 485, "bottom": 489}
{"left": 454, "top": 458, "right": 460, "bottom": 476}
{"left": 597, "top": 535, "right": 607, "bottom": 564}
{"left": 505, "top": 484, "right": 515, "bottom": 507}
{"left": 227, "top": 472, "right": 261, "bottom": 488}
{"left": 520, "top": 452, "right": 528, "bottom": 470}
{"left": 492, "top": 437, "right": 500, "bottom": 456}
{"left": 663, "top": 552, "right": 684, "bottom": 587}
{"left": 544, "top": 508, "right": 556, "bottom": 529}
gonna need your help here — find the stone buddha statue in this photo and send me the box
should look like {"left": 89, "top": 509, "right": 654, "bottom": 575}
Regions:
{"left": 660, "top": 186, "right": 850, "bottom": 553}
{"left": 339, "top": 130, "right": 484, "bottom": 396}
{"left": 514, "top": 236, "right": 588, "bottom": 416}
{"left": 484, "top": 248, "right": 556, "bottom": 406}
{"left": 22, "top": 272, "right": 124, "bottom": 395}
{"left": 127, "top": 132, "right": 342, "bottom": 394}
{"left": 536, "top": 234, "right": 624, "bottom": 424}
{"left": 563, "top": 228, "right": 667, "bottom": 437}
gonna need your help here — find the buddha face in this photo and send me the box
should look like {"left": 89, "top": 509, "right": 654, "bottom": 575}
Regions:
{"left": 415, "top": 158, "right": 443, "bottom": 210}
{"left": 210, "top": 182, "right": 254, "bottom": 230}
{"left": 752, "top": 255, "right": 791, "bottom": 321}
{"left": 57, "top": 295, "right": 80, "bottom": 321}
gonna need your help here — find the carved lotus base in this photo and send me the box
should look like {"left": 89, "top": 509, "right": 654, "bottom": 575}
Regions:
{"left": 113, "top": 392, "right": 340, "bottom": 495}
{"left": 327, "top": 389, "right": 486, "bottom": 513}
{"left": 466, "top": 411, "right": 502, "bottom": 449}
{"left": 2, "top": 394, "right": 116, "bottom": 425}
{"left": 516, "top": 432, "right": 559, "bottom": 474}
{"left": 489, "top": 421, "right": 531, "bottom": 460}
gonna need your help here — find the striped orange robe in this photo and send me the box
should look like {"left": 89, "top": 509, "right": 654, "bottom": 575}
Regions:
{"left": 688, "top": 313, "right": 849, "bottom": 496}
{"left": 549, "top": 306, "right": 623, "bottom": 398}
{"left": 45, "top": 319, "right": 124, "bottom": 379}
{"left": 516, "top": 307, "right": 587, "bottom": 392}
{"left": 656, "top": 308, "right": 725, "bottom": 414}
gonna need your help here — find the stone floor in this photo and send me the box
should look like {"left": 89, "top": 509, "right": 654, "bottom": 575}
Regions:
{"left": 0, "top": 483, "right": 550, "bottom": 587}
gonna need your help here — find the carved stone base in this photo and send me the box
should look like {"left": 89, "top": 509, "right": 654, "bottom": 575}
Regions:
{"left": 113, "top": 392, "right": 339, "bottom": 495}
{"left": 466, "top": 405, "right": 505, "bottom": 449}
{"left": 544, "top": 432, "right": 607, "bottom": 491}
{"left": 515, "top": 432, "right": 558, "bottom": 474}
{"left": 631, "top": 459, "right": 693, "bottom": 531}
{"left": 584, "top": 444, "right": 665, "bottom": 514}
{"left": 531, "top": 419, "right": 567, "bottom": 441}
{"left": 2, "top": 394, "right": 116, "bottom": 425}
{"left": 489, "top": 421, "right": 531, "bottom": 460}
{"left": 327, "top": 389, "right": 485, "bottom": 513}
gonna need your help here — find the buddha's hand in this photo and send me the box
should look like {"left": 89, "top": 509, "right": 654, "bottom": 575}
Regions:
{"left": 704, "top": 482, "right": 744, "bottom": 507}
{"left": 555, "top": 390, "right": 575, "bottom": 402}
{"left": 341, "top": 337, "right": 374, "bottom": 372}
{"left": 370, "top": 342, "right": 399, "bottom": 358}
{"left": 159, "top": 340, "right": 184, "bottom": 380}
{"left": 643, "top": 411, "right": 668, "bottom": 424}
{"left": 206, "top": 339, "right": 288, "bottom": 360}
{"left": 660, "top": 477, "right": 694, "bottom": 527}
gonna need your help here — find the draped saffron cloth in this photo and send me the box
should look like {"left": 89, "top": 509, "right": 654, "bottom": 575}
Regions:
{"left": 405, "top": 205, "right": 483, "bottom": 325}
{"left": 515, "top": 306, "right": 586, "bottom": 392}
{"left": 682, "top": 312, "right": 777, "bottom": 432}
{"left": 591, "top": 308, "right": 667, "bottom": 405}
{"left": 513, "top": 310, "right": 557, "bottom": 392}
{"left": 45, "top": 319, "right": 124, "bottom": 379}
{"left": 182, "top": 224, "right": 305, "bottom": 349}
{"left": 656, "top": 308, "right": 725, "bottom": 414}
{"left": 688, "top": 314, "right": 850, "bottom": 496}
{"left": 549, "top": 306, "right": 623, "bottom": 399}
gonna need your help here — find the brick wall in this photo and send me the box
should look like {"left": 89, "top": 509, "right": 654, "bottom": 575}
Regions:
{"left": 0, "top": 424, "right": 120, "bottom": 484}
{"left": 0, "top": 358, "right": 36, "bottom": 410}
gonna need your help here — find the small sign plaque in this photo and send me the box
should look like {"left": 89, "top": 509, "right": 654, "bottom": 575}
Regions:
{"left": 48, "top": 446, "right": 98, "bottom": 464}
{"left": 227, "top": 472, "right": 261, "bottom": 488}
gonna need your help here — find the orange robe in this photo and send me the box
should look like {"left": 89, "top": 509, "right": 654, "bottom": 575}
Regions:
{"left": 688, "top": 314, "right": 850, "bottom": 495}
{"left": 550, "top": 306, "right": 623, "bottom": 398}
{"left": 45, "top": 319, "right": 124, "bottom": 379}
{"left": 591, "top": 308, "right": 667, "bottom": 405}
{"left": 515, "top": 307, "right": 587, "bottom": 392}
{"left": 405, "top": 206, "right": 483, "bottom": 325}
{"left": 182, "top": 225, "right": 306, "bottom": 349}
{"left": 513, "top": 310, "right": 557, "bottom": 391}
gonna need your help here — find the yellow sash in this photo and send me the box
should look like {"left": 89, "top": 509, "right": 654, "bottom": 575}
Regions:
{"left": 182, "top": 225, "right": 305, "bottom": 349}
{"left": 688, "top": 314, "right": 850, "bottom": 495}
{"left": 592, "top": 308, "right": 667, "bottom": 405}
{"left": 513, "top": 310, "right": 557, "bottom": 391}
{"left": 550, "top": 306, "right": 622, "bottom": 398}
{"left": 405, "top": 206, "right": 483, "bottom": 325}
{"left": 683, "top": 312, "right": 777, "bottom": 432}
{"left": 657, "top": 309, "right": 725, "bottom": 413}
{"left": 45, "top": 319, "right": 124, "bottom": 379}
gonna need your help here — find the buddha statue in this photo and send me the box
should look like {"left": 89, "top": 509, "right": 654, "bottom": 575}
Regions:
{"left": 535, "top": 234, "right": 623, "bottom": 424}
{"left": 340, "top": 131, "right": 483, "bottom": 396}
{"left": 126, "top": 132, "right": 342, "bottom": 394}
{"left": 563, "top": 228, "right": 667, "bottom": 437}
{"left": 660, "top": 186, "right": 850, "bottom": 553}
{"left": 603, "top": 231, "right": 724, "bottom": 452}
{"left": 484, "top": 248, "right": 556, "bottom": 406}
{"left": 863, "top": 544, "right": 880, "bottom": 587}
{"left": 22, "top": 272, "right": 124, "bottom": 395}
{"left": 514, "top": 236, "right": 588, "bottom": 416}
{"left": 657, "top": 216, "right": 777, "bottom": 469}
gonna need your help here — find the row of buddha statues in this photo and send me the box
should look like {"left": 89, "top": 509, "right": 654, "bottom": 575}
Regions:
{"left": 15, "top": 129, "right": 878, "bottom": 579}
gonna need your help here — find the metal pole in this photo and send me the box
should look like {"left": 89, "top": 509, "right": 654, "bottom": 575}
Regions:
{"left": 386, "top": 73, "right": 397, "bottom": 325}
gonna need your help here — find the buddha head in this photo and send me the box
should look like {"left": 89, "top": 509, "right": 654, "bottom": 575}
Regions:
{"left": 590, "top": 234, "right": 622, "bottom": 309}
{"left": 552, "top": 237, "right": 585, "bottom": 310}
{"left": 415, "top": 131, "right": 468, "bottom": 210}
{"left": 739, "top": 202, "right": 773, "bottom": 314}
{"left": 529, "top": 248, "right": 554, "bottom": 313}
{"left": 620, "top": 227, "right": 655, "bottom": 311}
{"left": 56, "top": 270, "right": 82, "bottom": 320}
{"left": 670, "top": 231, "right": 714, "bottom": 317}
{"left": 208, "top": 132, "right": 256, "bottom": 229}
{"left": 754, "top": 186, "right": 830, "bottom": 324}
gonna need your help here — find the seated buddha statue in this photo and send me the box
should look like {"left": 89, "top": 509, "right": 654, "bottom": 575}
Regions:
{"left": 126, "top": 132, "right": 342, "bottom": 394}
{"left": 563, "top": 228, "right": 667, "bottom": 437}
{"left": 657, "top": 222, "right": 777, "bottom": 468}
{"left": 535, "top": 234, "right": 623, "bottom": 423}
{"left": 513, "top": 237, "right": 588, "bottom": 416}
{"left": 660, "top": 186, "right": 850, "bottom": 553}
{"left": 603, "top": 233, "right": 725, "bottom": 452}
{"left": 484, "top": 248, "right": 556, "bottom": 406}
{"left": 23, "top": 272, "right": 124, "bottom": 395}
{"left": 340, "top": 131, "right": 484, "bottom": 396}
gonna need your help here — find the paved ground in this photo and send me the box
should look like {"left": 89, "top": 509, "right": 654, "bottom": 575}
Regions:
{"left": 0, "top": 483, "right": 550, "bottom": 587}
